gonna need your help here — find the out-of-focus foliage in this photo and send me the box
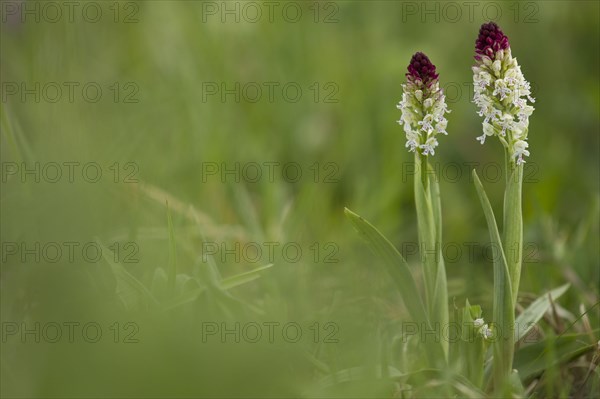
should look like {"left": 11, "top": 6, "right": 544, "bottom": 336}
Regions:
{"left": 1, "top": 1, "right": 598, "bottom": 397}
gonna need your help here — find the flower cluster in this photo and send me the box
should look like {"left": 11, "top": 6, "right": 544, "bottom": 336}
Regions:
{"left": 474, "top": 317, "right": 493, "bottom": 340}
{"left": 397, "top": 52, "right": 450, "bottom": 156}
{"left": 472, "top": 22, "right": 535, "bottom": 165}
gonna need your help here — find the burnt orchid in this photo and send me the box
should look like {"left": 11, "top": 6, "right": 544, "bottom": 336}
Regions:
{"left": 471, "top": 22, "right": 539, "bottom": 395}
{"left": 346, "top": 23, "right": 563, "bottom": 399}
{"left": 397, "top": 52, "right": 450, "bottom": 156}
{"left": 396, "top": 52, "right": 450, "bottom": 363}
{"left": 473, "top": 22, "right": 535, "bottom": 165}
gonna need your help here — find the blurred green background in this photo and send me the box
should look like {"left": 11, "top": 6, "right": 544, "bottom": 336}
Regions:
{"left": 1, "top": 1, "right": 598, "bottom": 397}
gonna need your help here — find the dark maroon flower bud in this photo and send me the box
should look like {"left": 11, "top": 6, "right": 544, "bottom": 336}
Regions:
{"left": 475, "top": 22, "right": 509, "bottom": 59}
{"left": 406, "top": 52, "right": 439, "bottom": 84}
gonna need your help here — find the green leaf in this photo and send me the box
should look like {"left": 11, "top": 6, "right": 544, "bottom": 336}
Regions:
{"left": 509, "top": 369, "right": 526, "bottom": 396}
{"left": 514, "top": 284, "right": 570, "bottom": 342}
{"left": 472, "top": 170, "right": 514, "bottom": 389}
{"left": 344, "top": 207, "right": 428, "bottom": 326}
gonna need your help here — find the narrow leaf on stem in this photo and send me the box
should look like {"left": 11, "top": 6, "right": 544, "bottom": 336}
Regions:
{"left": 472, "top": 170, "right": 515, "bottom": 393}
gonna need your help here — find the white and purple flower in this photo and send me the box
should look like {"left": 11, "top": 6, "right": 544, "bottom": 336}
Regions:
{"left": 397, "top": 52, "right": 450, "bottom": 156}
{"left": 473, "top": 22, "right": 535, "bottom": 165}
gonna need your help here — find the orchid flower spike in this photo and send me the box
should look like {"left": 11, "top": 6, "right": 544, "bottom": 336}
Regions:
{"left": 397, "top": 52, "right": 450, "bottom": 156}
{"left": 472, "top": 22, "right": 535, "bottom": 165}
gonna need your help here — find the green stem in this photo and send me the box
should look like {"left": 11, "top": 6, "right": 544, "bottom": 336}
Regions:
{"left": 414, "top": 151, "right": 449, "bottom": 361}
{"left": 503, "top": 149, "right": 523, "bottom": 307}
{"left": 420, "top": 151, "right": 428, "bottom": 190}
{"left": 415, "top": 152, "right": 434, "bottom": 314}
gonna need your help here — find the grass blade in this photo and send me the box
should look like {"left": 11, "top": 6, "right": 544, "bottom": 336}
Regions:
{"left": 513, "top": 332, "right": 597, "bottom": 380}
{"left": 97, "top": 240, "right": 158, "bottom": 310}
{"left": 162, "top": 286, "right": 208, "bottom": 310}
{"left": 220, "top": 263, "right": 274, "bottom": 289}
{"left": 162, "top": 265, "right": 273, "bottom": 310}
{"left": 515, "top": 284, "right": 570, "bottom": 342}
